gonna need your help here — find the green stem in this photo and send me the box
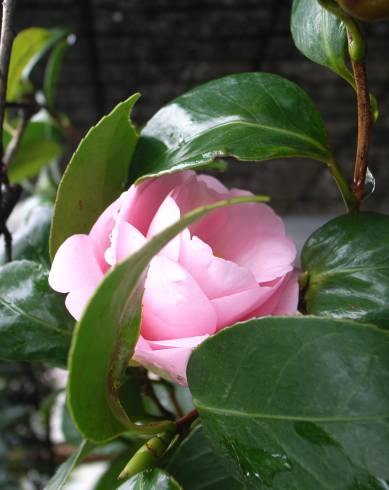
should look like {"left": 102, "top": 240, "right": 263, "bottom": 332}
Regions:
{"left": 318, "top": 0, "right": 365, "bottom": 61}
{"left": 327, "top": 157, "right": 358, "bottom": 212}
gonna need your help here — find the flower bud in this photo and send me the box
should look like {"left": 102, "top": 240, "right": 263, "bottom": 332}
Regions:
{"left": 335, "top": 0, "right": 389, "bottom": 22}
{"left": 118, "top": 430, "right": 176, "bottom": 480}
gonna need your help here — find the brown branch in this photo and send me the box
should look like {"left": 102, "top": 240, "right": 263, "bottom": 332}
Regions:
{"left": 348, "top": 33, "right": 372, "bottom": 211}
{"left": 152, "top": 379, "right": 183, "bottom": 417}
{"left": 0, "top": 0, "right": 16, "bottom": 159}
{"left": 176, "top": 409, "right": 198, "bottom": 434}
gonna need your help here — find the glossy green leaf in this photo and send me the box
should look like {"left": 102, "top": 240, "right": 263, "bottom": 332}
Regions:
{"left": 291, "top": 0, "right": 353, "bottom": 85}
{"left": 8, "top": 27, "right": 69, "bottom": 101}
{"left": 129, "top": 72, "right": 333, "bottom": 182}
{"left": 5, "top": 111, "right": 63, "bottom": 183}
{"left": 68, "top": 194, "right": 267, "bottom": 443}
{"left": 44, "top": 33, "right": 74, "bottom": 110}
{"left": 167, "top": 426, "right": 240, "bottom": 489}
{"left": 291, "top": 0, "right": 379, "bottom": 120}
{"left": 44, "top": 440, "right": 93, "bottom": 490}
{"left": 0, "top": 197, "right": 52, "bottom": 266}
{"left": 50, "top": 94, "right": 140, "bottom": 259}
{"left": 302, "top": 212, "right": 389, "bottom": 329}
{"left": 0, "top": 260, "right": 73, "bottom": 366}
{"left": 188, "top": 316, "right": 389, "bottom": 489}
{"left": 117, "top": 469, "right": 182, "bottom": 490}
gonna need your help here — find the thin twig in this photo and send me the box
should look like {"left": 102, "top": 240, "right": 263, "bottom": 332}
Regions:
{"left": 3, "top": 107, "right": 29, "bottom": 169}
{"left": 0, "top": 0, "right": 17, "bottom": 262}
{"left": 0, "top": 0, "right": 16, "bottom": 160}
{"left": 348, "top": 31, "right": 372, "bottom": 210}
{"left": 176, "top": 409, "right": 198, "bottom": 434}
{"left": 152, "top": 379, "right": 184, "bottom": 417}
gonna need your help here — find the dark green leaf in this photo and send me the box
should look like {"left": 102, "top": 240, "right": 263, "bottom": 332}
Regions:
{"left": 44, "top": 33, "right": 74, "bottom": 110}
{"left": 291, "top": 0, "right": 353, "bottom": 85}
{"left": 44, "top": 440, "right": 93, "bottom": 490}
{"left": 129, "top": 72, "right": 333, "bottom": 182}
{"left": 302, "top": 212, "right": 389, "bottom": 329}
{"left": 167, "top": 426, "right": 240, "bottom": 489}
{"left": 0, "top": 260, "right": 73, "bottom": 367}
{"left": 50, "top": 94, "right": 139, "bottom": 258}
{"left": 188, "top": 316, "right": 389, "bottom": 489}
{"left": 0, "top": 197, "right": 52, "bottom": 266}
{"left": 68, "top": 194, "right": 266, "bottom": 443}
{"left": 117, "top": 469, "right": 182, "bottom": 490}
{"left": 291, "top": 0, "right": 379, "bottom": 121}
{"left": 8, "top": 27, "right": 70, "bottom": 101}
{"left": 5, "top": 111, "right": 63, "bottom": 184}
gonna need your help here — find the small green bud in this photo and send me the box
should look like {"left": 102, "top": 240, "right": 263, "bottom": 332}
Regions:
{"left": 118, "top": 430, "right": 176, "bottom": 480}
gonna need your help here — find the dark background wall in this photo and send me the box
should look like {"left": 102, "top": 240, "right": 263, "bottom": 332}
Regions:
{"left": 16, "top": 0, "right": 389, "bottom": 214}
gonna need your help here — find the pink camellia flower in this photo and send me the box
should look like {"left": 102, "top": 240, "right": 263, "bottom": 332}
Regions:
{"left": 49, "top": 171, "right": 298, "bottom": 385}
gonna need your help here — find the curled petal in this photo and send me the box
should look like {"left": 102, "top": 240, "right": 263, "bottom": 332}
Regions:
{"left": 249, "top": 269, "right": 300, "bottom": 317}
{"left": 89, "top": 198, "right": 121, "bottom": 272}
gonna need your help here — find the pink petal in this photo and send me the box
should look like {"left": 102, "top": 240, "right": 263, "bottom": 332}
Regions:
{"left": 211, "top": 282, "right": 280, "bottom": 330}
{"left": 65, "top": 285, "right": 97, "bottom": 321}
{"left": 196, "top": 174, "right": 229, "bottom": 194}
{"left": 179, "top": 234, "right": 257, "bottom": 298}
{"left": 243, "top": 269, "right": 300, "bottom": 318}
{"left": 147, "top": 196, "right": 181, "bottom": 261}
{"left": 49, "top": 235, "right": 103, "bottom": 293}
{"left": 171, "top": 173, "right": 227, "bottom": 214}
{"left": 141, "top": 256, "right": 217, "bottom": 341}
{"left": 121, "top": 171, "right": 193, "bottom": 235}
{"left": 170, "top": 173, "right": 229, "bottom": 237}
{"left": 115, "top": 222, "right": 147, "bottom": 263}
{"left": 49, "top": 235, "right": 104, "bottom": 320}
{"left": 196, "top": 201, "right": 297, "bottom": 282}
{"left": 133, "top": 335, "right": 208, "bottom": 386}
{"left": 147, "top": 335, "right": 209, "bottom": 349}
{"left": 89, "top": 198, "right": 121, "bottom": 272}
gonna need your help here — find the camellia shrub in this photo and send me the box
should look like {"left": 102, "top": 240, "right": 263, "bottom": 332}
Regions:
{"left": 0, "top": 0, "right": 388, "bottom": 489}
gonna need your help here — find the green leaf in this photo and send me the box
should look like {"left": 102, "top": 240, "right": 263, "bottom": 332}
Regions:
{"left": 68, "top": 194, "right": 267, "bottom": 443}
{"left": 50, "top": 93, "right": 140, "bottom": 259}
{"left": 5, "top": 111, "right": 64, "bottom": 184}
{"left": 117, "top": 469, "right": 182, "bottom": 490}
{"left": 8, "top": 27, "right": 70, "bottom": 101}
{"left": 291, "top": 0, "right": 353, "bottom": 85}
{"left": 129, "top": 72, "right": 333, "bottom": 183}
{"left": 44, "top": 440, "right": 93, "bottom": 490}
{"left": 167, "top": 426, "right": 240, "bottom": 489}
{"left": 188, "top": 316, "right": 389, "bottom": 489}
{"left": 302, "top": 212, "right": 389, "bottom": 329}
{"left": 0, "top": 197, "right": 52, "bottom": 266}
{"left": 0, "top": 260, "right": 73, "bottom": 367}
{"left": 44, "top": 33, "right": 74, "bottom": 110}
{"left": 291, "top": 0, "right": 379, "bottom": 121}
